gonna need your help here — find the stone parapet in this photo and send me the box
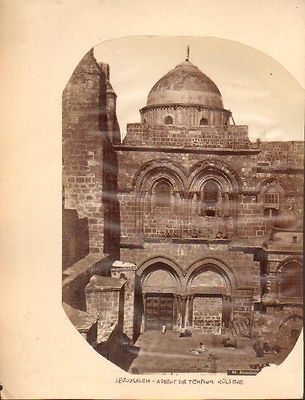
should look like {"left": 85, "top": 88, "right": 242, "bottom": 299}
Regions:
{"left": 124, "top": 123, "right": 251, "bottom": 149}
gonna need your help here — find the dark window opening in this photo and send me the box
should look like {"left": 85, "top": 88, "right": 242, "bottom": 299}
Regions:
{"left": 164, "top": 115, "right": 173, "bottom": 125}
{"left": 200, "top": 117, "right": 208, "bottom": 125}
{"left": 206, "top": 208, "right": 216, "bottom": 217}
{"left": 203, "top": 181, "right": 219, "bottom": 217}
{"left": 279, "top": 263, "right": 303, "bottom": 299}
{"left": 154, "top": 180, "right": 172, "bottom": 207}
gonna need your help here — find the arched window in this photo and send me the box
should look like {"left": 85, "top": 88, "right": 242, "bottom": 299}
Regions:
{"left": 154, "top": 180, "right": 172, "bottom": 207}
{"left": 200, "top": 117, "right": 208, "bottom": 125}
{"left": 279, "top": 262, "right": 303, "bottom": 298}
{"left": 164, "top": 115, "right": 173, "bottom": 125}
{"left": 264, "top": 186, "right": 280, "bottom": 219}
{"left": 203, "top": 181, "right": 219, "bottom": 216}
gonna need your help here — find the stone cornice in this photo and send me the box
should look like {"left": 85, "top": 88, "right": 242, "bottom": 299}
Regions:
{"left": 114, "top": 144, "right": 260, "bottom": 155}
{"left": 140, "top": 103, "right": 231, "bottom": 114}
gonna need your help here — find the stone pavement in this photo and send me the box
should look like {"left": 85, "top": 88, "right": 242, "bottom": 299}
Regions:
{"left": 127, "top": 330, "right": 289, "bottom": 374}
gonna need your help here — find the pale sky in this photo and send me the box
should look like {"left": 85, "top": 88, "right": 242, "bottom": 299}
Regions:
{"left": 94, "top": 36, "right": 304, "bottom": 142}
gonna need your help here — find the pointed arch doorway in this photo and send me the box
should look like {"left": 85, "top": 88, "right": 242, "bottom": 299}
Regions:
{"left": 139, "top": 261, "right": 181, "bottom": 331}
{"left": 186, "top": 262, "right": 234, "bottom": 334}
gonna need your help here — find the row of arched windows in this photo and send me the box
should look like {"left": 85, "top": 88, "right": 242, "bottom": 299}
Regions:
{"left": 153, "top": 179, "right": 285, "bottom": 211}
{"left": 153, "top": 178, "right": 221, "bottom": 217}
{"left": 164, "top": 115, "right": 208, "bottom": 125}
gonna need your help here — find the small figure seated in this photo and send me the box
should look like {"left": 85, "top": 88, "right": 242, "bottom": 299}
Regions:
{"left": 189, "top": 342, "right": 207, "bottom": 354}
{"left": 198, "top": 342, "right": 206, "bottom": 353}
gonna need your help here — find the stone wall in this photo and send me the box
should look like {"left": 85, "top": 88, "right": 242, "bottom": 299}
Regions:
{"left": 116, "top": 148, "right": 264, "bottom": 240}
{"left": 85, "top": 275, "right": 125, "bottom": 340}
{"left": 115, "top": 137, "right": 303, "bottom": 241}
{"left": 193, "top": 296, "right": 222, "bottom": 334}
{"left": 111, "top": 261, "right": 137, "bottom": 341}
{"left": 62, "top": 50, "right": 120, "bottom": 259}
{"left": 124, "top": 124, "right": 251, "bottom": 149}
{"left": 62, "top": 208, "right": 89, "bottom": 270}
{"left": 258, "top": 141, "right": 304, "bottom": 169}
{"left": 123, "top": 243, "right": 261, "bottom": 298}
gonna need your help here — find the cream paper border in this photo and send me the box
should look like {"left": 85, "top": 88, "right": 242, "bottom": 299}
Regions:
{"left": 1, "top": 1, "right": 304, "bottom": 399}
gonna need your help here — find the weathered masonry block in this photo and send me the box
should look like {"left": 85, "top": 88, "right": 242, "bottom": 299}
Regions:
{"left": 85, "top": 275, "right": 125, "bottom": 343}
{"left": 111, "top": 261, "right": 137, "bottom": 341}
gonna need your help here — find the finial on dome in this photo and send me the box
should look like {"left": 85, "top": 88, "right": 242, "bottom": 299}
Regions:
{"left": 186, "top": 45, "right": 190, "bottom": 61}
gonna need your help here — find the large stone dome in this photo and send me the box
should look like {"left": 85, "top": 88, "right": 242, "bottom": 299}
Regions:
{"left": 147, "top": 60, "right": 224, "bottom": 109}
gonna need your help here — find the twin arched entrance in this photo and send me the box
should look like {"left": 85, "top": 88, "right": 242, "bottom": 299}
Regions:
{"left": 137, "top": 258, "right": 234, "bottom": 334}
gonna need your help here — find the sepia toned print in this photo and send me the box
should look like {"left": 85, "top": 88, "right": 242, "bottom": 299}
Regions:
{"left": 62, "top": 39, "right": 303, "bottom": 374}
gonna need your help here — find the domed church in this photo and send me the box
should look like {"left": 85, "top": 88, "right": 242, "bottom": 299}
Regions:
{"left": 141, "top": 52, "right": 230, "bottom": 126}
{"left": 62, "top": 48, "right": 303, "bottom": 369}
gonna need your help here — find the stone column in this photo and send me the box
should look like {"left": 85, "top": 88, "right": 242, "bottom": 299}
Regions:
{"left": 216, "top": 191, "right": 223, "bottom": 217}
{"left": 185, "top": 296, "right": 190, "bottom": 329}
{"left": 111, "top": 261, "right": 137, "bottom": 342}
{"left": 181, "top": 296, "right": 187, "bottom": 330}
{"left": 170, "top": 191, "right": 175, "bottom": 212}
{"left": 191, "top": 192, "right": 198, "bottom": 214}
{"left": 200, "top": 190, "right": 205, "bottom": 216}
{"left": 211, "top": 110, "right": 215, "bottom": 125}
{"left": 188, "top": 295, "right": 194, "bottom": 329}
{"left": 141, "top": 293, "right": 146, "bottom": 333}
{"left": 174, "top": 191, "right": 180, "bottom": 214}
{"left": 173, "top": 294, "right": 178, "bottom": 330}
{"left": 177, "top": 296, "right": 182, "bottom": 330}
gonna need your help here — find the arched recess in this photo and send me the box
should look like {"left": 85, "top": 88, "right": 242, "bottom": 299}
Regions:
{"left": 188, "top": 160, "right": 241, "bottom": 193}
{"left": 132, "top": 160, "right": 188, "bottom": 235}
{"left": 199, "top": 117, "right": 208, "bottom": 125}
{"left": 137, "top": 255, "right": 184, "bottom": 280}
{"left": 185, "top": 258, "right": 237, "bottom": 334}
{"left": 164, "top": 115, "right": 174, "bottom": 125}
{"left": 276, "top": 257, "right": 303, "bottom": 300}
{"left": 152, "top": 178, "right": 173, "bottom": 207}
{"left": 141, "top": 263, "right": 180, "bottom": 293}
{"left": 187, "top": 161, "right": 241, "bottom": 224}
{"left": 132, "top": 159, "right": 187, "bottom": 193}
{"left": 186, "top": 258, "right": 236, "bottom": 294}
{"left": 137, "top": 257, "right": 183, "bottom": 331}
